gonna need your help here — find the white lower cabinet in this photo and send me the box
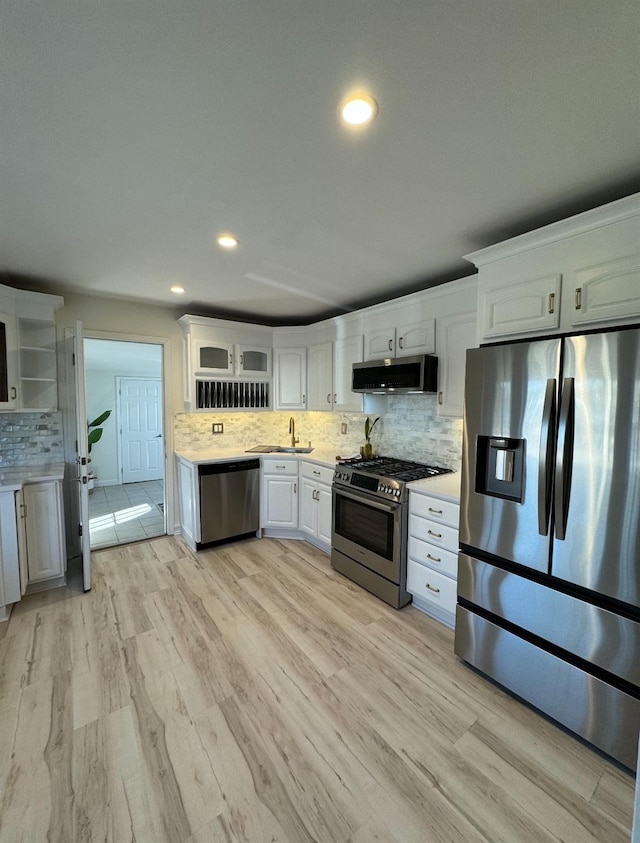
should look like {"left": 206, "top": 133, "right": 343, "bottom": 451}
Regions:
{"left": 19, "top": 481, "right": 66, "bottom": 589}
{"left": 261, "top": 458, "right": 299, "bottom": 531}
{"left": 407, "top": 488, "right": 460, "bottom": 628}
{"left": 299, "top": 462, "right": 333, "bottom": 551}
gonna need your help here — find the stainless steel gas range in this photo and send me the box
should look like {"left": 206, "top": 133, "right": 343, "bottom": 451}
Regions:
{"left": 331, "top": 457, "right": 452, "bottom": 608}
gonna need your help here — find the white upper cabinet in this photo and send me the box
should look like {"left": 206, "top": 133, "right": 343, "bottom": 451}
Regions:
{"left": 467, "top": 194, "right": 640, "bottom": 342}
{"left": 479, "top": 275, "right": 561, "bottom": 339}
{"left": 274, "top": 347, "right": 307, "bottom": 410}
{"left": 307, "top": 341, "right": 334, "bottom": 411}
{"left": 0, "top": 309, "right": 18, "bottom": 411}
{"left": 570, "top": 254, "right": 640, "bottom": 327}
{"left": 0, "top": 285, "right": 63, "bottom": 412}
{"left": 179, "top": 315, "right": 274, "bottom": 411}
{"left": 364, "top": 312, "right": 435, "bottom": 360}
{"left": 333, "top": 334, "right": 363, "bottom": 412}
{"left": 437, "top": 310, "right": 477, "bottom": 418}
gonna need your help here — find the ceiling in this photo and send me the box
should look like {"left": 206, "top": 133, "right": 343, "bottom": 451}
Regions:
{"left": 2, "top": 1, "right": 639, "bottom": 326}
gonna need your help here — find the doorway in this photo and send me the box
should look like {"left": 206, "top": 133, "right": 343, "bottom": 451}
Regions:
{"left": 84, "top": 339, "right": 165, "bottom": 550}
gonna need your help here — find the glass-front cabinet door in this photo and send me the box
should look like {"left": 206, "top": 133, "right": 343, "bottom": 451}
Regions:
{"left": 194, "top": 340, "right": 235, "bottom": 376}
{"left": 0, "top": 311, "right": 18, "bottom": 410}
{"left": 237, "top": 345, "right": 271, "bottom": 378}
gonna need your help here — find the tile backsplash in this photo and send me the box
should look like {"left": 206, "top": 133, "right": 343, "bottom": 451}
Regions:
{"left": 174, "top": 394, "right": 463, "bottom": 470}
{"left": 0, "top": 412, "right": 64, "bottom": 466}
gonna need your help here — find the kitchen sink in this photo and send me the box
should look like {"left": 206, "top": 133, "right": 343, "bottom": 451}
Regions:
{"left": 245, "top": 445, "right": 314, "bottom": 454}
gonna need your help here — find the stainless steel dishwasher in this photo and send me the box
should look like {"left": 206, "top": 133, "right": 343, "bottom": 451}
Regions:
{"left": 198, "top": 458, "right": 260, "bottom": 545}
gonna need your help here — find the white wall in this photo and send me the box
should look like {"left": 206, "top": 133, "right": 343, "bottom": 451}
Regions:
{"left": 85, "top": 338, "right": 163, "bottom": 484}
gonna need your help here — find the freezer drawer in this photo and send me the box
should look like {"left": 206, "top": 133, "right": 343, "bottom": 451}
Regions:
{"left": 455, "top": 605, "right": 640, "bottom": 770}
{"left": 458, "top": 552, "right": 640, "bottom": 687}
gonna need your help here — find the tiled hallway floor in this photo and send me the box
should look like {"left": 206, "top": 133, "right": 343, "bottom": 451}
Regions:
{"left": 88, "top": 479, "right": 165, "bottom": 549}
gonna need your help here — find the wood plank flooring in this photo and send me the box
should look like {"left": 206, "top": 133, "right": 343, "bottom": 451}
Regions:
{"left": 0, "top": 535, "right": 635, "bottom": 842}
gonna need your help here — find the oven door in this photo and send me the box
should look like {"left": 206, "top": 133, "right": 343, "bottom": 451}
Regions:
{"left": 332, "top": 485, "right": 404, "bottom": 584}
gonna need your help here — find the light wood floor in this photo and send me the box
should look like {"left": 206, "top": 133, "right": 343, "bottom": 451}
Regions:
{"left": 0, "top": 535, "right": 634, "bottom": 842}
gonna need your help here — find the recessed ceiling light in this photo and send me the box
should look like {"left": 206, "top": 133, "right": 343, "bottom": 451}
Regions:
{"left": 217, "top": 233, "right": 239, "bottom": 249}
{"left": 339, "top": 92, "right": 378, "bottom": 127}
{"left": 170, "top": 285, "right": 185, "bottom": 295}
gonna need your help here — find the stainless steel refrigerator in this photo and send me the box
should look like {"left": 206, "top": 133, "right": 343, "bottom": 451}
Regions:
{"left": 455, "top": 326, "right": 640, "bottom": 769}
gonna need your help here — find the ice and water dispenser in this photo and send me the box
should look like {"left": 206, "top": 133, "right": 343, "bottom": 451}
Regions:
{"left": 475, "top": 436, "right": 525, "bottom": 502}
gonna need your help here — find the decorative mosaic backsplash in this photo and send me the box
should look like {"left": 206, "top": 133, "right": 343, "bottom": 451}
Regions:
{"left": 0, "top": 412, "right": 64, "bottom": 466}
{"left": 174, "top": 394, "right": 463, "bottom": 471}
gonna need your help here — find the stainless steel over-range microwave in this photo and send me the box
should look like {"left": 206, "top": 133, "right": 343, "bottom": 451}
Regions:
{"left": 352, "top": 354, "right": 438, "bottom": 394}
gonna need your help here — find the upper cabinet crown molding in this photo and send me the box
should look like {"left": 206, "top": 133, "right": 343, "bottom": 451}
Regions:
{"left": 464, "top": 192, "right": 640, "bottom": 268}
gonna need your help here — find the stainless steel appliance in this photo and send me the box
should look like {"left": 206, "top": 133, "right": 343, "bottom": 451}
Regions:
{"left": 456, "top": 326, "right": 640, "bottom": 769}
{"left": 198, "top": 458, "right": 260, "bottom": 545}
{"left": 332, "top": 457, "right": 452, "bottom": 608}
{"left": 352, "top": 354, "right": 438, "bottom": 394}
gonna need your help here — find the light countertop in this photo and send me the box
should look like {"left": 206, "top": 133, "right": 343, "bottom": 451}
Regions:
{"left": 0, "top": 462, "right": 66, "bottom": 491}
{"left": 175, "top": 447, "right": 356, "bottom": 470}
{"left": 408, "top": 471, "right": 461, "bottom": 503}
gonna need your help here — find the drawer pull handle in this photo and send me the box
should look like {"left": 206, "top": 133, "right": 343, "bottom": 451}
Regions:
{"left": 427, "top": 529, "right": 442, "bottom": 538}
{"left": 313, "top": 470, "right": 321, "bottom": 475}
{"left": 428, "top": 507, "right": 442, "bottom": 514}
{"left": 425, "top": 583, "right": 440, "bottom": 593}
{"left": 276, "top": 465, "right": 286, "bottom": 470}
{"left": 426, "top": 553, "right": 442, "bottom": 563}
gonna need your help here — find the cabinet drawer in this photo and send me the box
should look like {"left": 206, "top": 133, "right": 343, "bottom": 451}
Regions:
{"left": 406, "top": 562, "right": 457, "bottom": 615}
{"left": 409, "top": 493, "right": 459, "bottom": 528}
{"left": 409, "top": 514, "right": 458, "bottom": 553}
{"left": 301, "top": 461, "right": 334, "bottom": 485}
{"left": 262, "top": 458, "right": 298, "bottom": 476}
{"left": 407, "top": 535, "right": 458, "bottom": 579}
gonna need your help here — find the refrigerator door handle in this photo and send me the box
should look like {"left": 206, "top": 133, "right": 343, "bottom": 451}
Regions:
{"left": 538, "top": 378, "right": 557, "bottom": 536}
{"left": 554, "top": 377, "right": 575, "bottom": 540}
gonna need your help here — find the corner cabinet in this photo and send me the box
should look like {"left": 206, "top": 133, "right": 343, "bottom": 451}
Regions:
{"left": 274, "top": 348, "right": 307, "bottom": 410}
{"left": 307, "top": 342, "right": 334, "bottom": 411}
{"left": 261, "top": 458, "right": 299, "bottom": 533}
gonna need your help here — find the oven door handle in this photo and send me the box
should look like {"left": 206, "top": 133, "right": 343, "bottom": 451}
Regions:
{"left": 333, "top": 486, "right": 400, "bottom": 514}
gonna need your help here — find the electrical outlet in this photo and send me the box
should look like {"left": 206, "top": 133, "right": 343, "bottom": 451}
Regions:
{"left": 341, "top": 423, "right": 348, "bottom": 434}
{"left": 212, "top": 423, "right": 224, "bottom": 434}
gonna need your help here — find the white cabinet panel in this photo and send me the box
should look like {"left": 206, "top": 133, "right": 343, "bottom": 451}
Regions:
{"left": 479, "top": 275, "right": 561, "bottom": 339}
{"left": 298, "top": 461, "right": 332, "bottom": 551}
{"left": 571, "top": 255, "right": 640, "bottom": 326}
{"left": 23, "top": 481, "right": 65, "bottom": 584}
{"left": 307, "top": 342, "right": 333, "bottom": 411}
{"left": 263, "top": 477, "right": 298, "bottom": 529}
{"left": 333, "top": 335, "right": 363, "bottom": 412}
{"left": 274, "top": 348, "right": 307, "bottom": 410}
{"left": 364, "top": 319, "right": 435, "bottom": 360}
{"left": 0, "top": 310, "right": 18, "bottom": 410}
{"left": 437, "top": 311, "right": 476, "bottom": 418}
{"left": 262, "top": 458, "right": 299, "bottom": 529}
{"left": 406, "top": 562, "right": 457, "bottom": 617}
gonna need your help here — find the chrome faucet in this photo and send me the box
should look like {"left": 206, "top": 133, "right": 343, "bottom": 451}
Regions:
{"left": 289, "top": 416, "right": 299, "bottom": 448}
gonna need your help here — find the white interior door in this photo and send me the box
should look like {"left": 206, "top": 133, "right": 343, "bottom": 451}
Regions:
{"left": 73, "top": 321, "right": 92, "bottom": 591}
{"left": 118, "top": 378, "right": 163, "bottom": 483}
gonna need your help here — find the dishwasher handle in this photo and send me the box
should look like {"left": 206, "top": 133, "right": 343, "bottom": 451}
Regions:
{"left": 198, "top": 458, "right": 260, "bottom": 476}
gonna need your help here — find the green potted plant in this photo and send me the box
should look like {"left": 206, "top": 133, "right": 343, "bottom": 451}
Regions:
{"left": 87, "top": 410, "right": 111, "bottom": 492}
{"left": 363, "top": 416, "right": 379, "bottom": 458}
